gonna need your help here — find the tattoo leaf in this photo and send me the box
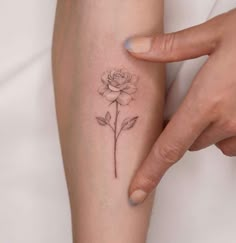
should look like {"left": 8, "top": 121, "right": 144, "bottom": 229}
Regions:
{"left": 121, "top": 116, "right": 138, "bottom": 130}
{"left": 105, "top": 112, "right": 111, "bottom": 123}
{"left": 96, "top": 117, "right": 107, "bottom": 126}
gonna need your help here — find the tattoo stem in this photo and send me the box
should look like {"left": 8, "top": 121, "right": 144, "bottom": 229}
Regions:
{"left": 107, "top": 123, "right": 115, "bottom": 132}
{"left": 114, "top": 101, "right": 119, "bottom": 178}
{"left": 116, "top": 128, "right": 123, "bottom": 140}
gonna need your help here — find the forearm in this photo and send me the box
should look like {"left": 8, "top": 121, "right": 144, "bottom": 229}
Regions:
{"left": 52, "top": 0, "right": 164, "bottom": 243}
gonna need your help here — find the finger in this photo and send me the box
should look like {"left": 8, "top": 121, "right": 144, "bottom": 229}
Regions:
{"left": 189, "top": 123, "right": 230, "bottom": 151}
{"left": 128, "top": 85, "right": 212, "bottom": 206}
{"left": 216, "top": 137, "right": 236, "bottom": 157}
{"left": 124, "top": 14, "right": 223, "bottom": 62}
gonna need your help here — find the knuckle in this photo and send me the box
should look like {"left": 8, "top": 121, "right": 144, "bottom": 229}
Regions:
{"left": 159, "top": 33, "right": 176, "bottom": 53}
{"left": 157, "top": 144, "right": 182, "bottom": 164}
{"left": 202, "top": 95, "right": 222, "bottom": 119}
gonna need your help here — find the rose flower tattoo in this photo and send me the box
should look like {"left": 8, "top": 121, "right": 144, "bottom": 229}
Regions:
{"left": 96, "top": 68, "right": 139, "bottom": 178}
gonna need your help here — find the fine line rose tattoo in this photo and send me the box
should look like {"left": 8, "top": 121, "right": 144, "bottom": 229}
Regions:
{"left": 96, "top": 68, "right": 139, "bottom": 178}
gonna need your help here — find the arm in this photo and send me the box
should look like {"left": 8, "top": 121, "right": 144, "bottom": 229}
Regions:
{"left": 52, "top": 0, "right": 164, "bottom": 242}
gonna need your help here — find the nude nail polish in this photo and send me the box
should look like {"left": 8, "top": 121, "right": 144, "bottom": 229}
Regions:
{"left": 124, "top": 37, "right": 152, "bottom": 53}
{"left": 129, "top": 189, "right": 148, "bottom": 206}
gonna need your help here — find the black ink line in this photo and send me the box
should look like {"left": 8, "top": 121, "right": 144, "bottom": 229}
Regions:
{"left": 107, "top": 123, "right": 115, "bottom": 132}
{"left": 116, "top": 127, "right": 123, "bottom": 140}
{"left": 96, "top": 68, "right": 139, "bottom": 178}
{"left": 114, "top": 101, "right": 119, "bottom": 178}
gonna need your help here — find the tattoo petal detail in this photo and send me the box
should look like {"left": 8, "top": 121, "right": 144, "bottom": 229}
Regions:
{"left": 98, "top": 68, "right": 138, "bottom": 106}
{"left": 96, "top": 68, "right": 139, "bottom": 178}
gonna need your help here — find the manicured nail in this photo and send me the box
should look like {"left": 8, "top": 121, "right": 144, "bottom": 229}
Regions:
{"left": 124, "top": 37, "right": 152, "bottom": 53}
{"left": 129, "top": 189, "right": 148, "bottom": 206}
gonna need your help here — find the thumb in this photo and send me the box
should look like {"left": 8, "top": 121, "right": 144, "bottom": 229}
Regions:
{"left": 124, "top": 15, "right": 221, "bottom": 62}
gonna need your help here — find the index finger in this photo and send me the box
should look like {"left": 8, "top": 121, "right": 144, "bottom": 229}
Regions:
{"left": 128, "top": 80, "right": 212, "bottom": 206}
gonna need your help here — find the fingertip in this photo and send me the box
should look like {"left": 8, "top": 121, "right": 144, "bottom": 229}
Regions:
{"left": 128, "top": 167, "right": 154, "bottom": 206}
{"left": 124, "top": 38, "right": 132, "bottom": 52}
{"left": 129, "top": 189, "right": 148, "bottom": 206}
{"left": 127, "top": 146, "right": 170, "bottom": 206}
{"left": 124, "top": 36, "right": 152, "bottom": 54}
{"left": 128, "top": 172, "right": 148, "bottom": 206}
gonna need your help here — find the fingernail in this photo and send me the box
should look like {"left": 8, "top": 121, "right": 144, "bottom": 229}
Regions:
{"left": 124, "top": 37, "right": 152, "bottom": 53}
{"left": 129, "top": 189, "right": 148, "bottom": 206}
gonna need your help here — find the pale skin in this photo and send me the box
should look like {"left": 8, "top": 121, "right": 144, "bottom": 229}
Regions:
{"left": 52, "top": 0, "right": 164, "bottom": 242}
{"left": 126, "top": 9, "right": 236, "bottom": 205}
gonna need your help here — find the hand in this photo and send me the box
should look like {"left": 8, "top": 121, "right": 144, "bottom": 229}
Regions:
{"left": 125, "top": 9, "right": 236, "bottom": 206}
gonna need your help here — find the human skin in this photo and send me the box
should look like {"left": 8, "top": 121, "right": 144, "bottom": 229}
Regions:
{"left": 125, "top": 9, "right": 236, "bottom": 205}
{"left": 52, "top": 0, "right": 164, "bottom": 242}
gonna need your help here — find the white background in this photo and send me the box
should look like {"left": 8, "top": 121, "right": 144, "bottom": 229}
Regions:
{"left": 0, "top": 1, "right": 235, "bottom": 242}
